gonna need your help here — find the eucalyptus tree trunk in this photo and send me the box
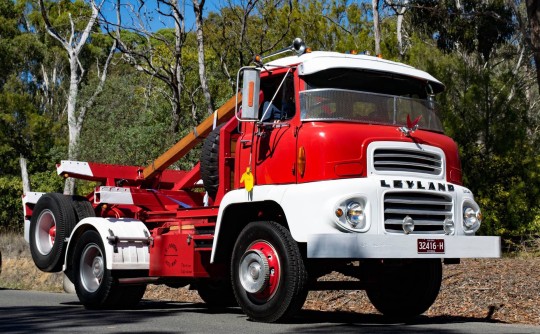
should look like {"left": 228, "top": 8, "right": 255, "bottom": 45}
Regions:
{"left": 396, "top": 4, "right": 407, "bottom": 58}
{"left": 19, "top": 156, "right": 30, "bottom": 194}
{"left": 193, "top": 0, "right": 215, "bottom": 115}
{"left": 39, "top": 0, "right": 115, "bottom": 195}
{"left": 385, "top": 0, "right": 408, "bottom": 58}
{"left": 372, "top": 0, "right": 381, "bottom": 56}
{"left": 526, "top": 0, "right": 540, "bottom": 90}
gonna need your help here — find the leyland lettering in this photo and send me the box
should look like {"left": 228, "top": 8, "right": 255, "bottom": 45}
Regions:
{"left": 21, "top": 38, "right": 500, "bottom": 323}
{"left": 380, "top": 180, "right": 455, "bottom": 192}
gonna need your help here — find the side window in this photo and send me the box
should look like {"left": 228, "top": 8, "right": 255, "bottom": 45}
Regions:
{"left": 260, "top": 73, "right": 295, "bottom": 122}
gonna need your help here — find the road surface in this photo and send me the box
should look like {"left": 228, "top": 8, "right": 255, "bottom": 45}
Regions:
{"left": 0, "top": 289, "right": 538, "bottom": 333}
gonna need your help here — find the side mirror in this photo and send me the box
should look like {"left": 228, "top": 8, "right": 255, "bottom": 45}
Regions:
{"left": 240, "top": 68, "right": 260, "bottom": 121}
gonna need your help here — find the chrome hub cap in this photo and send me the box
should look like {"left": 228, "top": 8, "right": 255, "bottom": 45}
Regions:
{"left": 80, "top": 244, "right": 104, "bottom": 293}
{"left": 239, "top": 249, "right": 269, "bottom": 294}
{"left": 35, "top": 210, "right": 56, "bottom": 255}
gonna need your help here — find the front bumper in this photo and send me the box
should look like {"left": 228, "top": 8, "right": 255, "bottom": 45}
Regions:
{"left": 307, "top": 234, "right": 501, "bottom": 259}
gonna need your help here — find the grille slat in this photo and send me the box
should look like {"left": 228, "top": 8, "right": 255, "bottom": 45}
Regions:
{"left": 384, "top": 218, "right": 444, "bottom": 226}
{"left": 385, "top": 228, "right": 445, "bottom": 234}
{"left": 385, "top": 198, "right": 452, "bottom": 205}
{"left": 384, "top": 192, "right": 453, "bottom": 235}
{"left": 384, "top": 208, "right": 449, "bottom": 215}
{"left": 374, "top": 148, "right": 442, "bottom": 175}
{"left": 375, "top": 153, "right": 441, "bottom": 163}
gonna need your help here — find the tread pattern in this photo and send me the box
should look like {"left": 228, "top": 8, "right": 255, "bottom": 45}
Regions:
{"left": 365, "top": 259, "right": 442, "bottom": 318}
{"left": 73, "top": 230, "right": 146, "bottom": 309}
{"left": 30, "top": 193, "right": 77, "bottom": 272}
{"left": 200, "top": 125, "right": 222, "bottom": 199}
{"left": 231, "top": 221, "right": 309, "bottom": 322}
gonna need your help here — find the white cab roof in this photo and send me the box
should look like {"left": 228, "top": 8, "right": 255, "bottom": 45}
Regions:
{"left": 266, "top": 51, "right": 444, "bottom": 92}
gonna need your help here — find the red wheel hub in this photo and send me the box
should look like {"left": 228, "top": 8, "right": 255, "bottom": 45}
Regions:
{"left": 248, "top": 241, "right": 280, "bottom": 300}
{"left": 49, "top": 225, "right": 56, "bottom": 244}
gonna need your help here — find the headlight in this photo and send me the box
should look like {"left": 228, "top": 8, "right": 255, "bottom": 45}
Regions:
{"left": 346, "top": 202, "right": 366, "bottom": 229}
{"left": 334, "top": 198, "right": 368, "bottom": 232}
{"left": 463, "top": 206, "right": 481, "bottom": 233}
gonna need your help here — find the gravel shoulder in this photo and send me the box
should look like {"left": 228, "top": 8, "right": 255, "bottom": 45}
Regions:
{"left": 143, "top": 258, "right": 540, "bottom": 326}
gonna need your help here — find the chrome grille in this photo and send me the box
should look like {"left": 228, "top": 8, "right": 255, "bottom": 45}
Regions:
{"left": 373, "top": 148, "right": 442, "bottom": 175}
{"left": 384, "top": 192, "right": 453, "bottom": 234}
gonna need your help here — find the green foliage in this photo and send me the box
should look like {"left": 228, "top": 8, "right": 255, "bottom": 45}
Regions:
{"left": 405, "top": 3, "right": 540, "bottom": 237}
{"left": 408, "top": 0, "right": 514, "bottom": 61}
{"left": 79, "top": 64, "right": 175, "bottom": 166}
{"left": 0, "top": 176, "right": 23, "bottom": 231}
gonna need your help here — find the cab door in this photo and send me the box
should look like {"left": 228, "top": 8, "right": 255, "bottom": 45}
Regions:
{"left": 253, "top": 70, "right": 300, "bottom": 186}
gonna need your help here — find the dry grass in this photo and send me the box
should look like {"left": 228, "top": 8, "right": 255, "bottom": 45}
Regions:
{"left": 1, "top": 233, "right": 539, "bottom": 325}
{"left": 0, "top": 231, "right": 63, "bottom": 292}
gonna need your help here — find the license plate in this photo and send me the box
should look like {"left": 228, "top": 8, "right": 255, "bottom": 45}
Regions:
{"left": 417, "top": 239, "right": 445, "bottom": 254}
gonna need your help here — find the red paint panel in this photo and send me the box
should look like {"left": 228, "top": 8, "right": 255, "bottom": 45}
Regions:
{"left": 335, "top": 162, "right": 363, "bottom": 177}
{"left": 297, "top": 122, "right": 461, "bottom": 183}
{"left": 149, "top": 227, "right": 213, "bottom": 278}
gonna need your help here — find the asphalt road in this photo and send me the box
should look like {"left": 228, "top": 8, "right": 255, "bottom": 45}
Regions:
{"left": 0, "top": 289, "right": 538, "bottom": 334}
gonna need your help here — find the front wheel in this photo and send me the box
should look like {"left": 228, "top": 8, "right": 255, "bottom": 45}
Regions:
{"left": 73, "top": 230, "right": 145, "bottom": 309}
{"left": 231, "top": 221, "right": 308, "bottom": 323}
{"left": 364, "top": 259, "right": 442, "bottom": 318}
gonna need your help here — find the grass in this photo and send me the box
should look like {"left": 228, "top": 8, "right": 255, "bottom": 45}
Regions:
{"left": 0, "top": 231, "right": 63, "bottom": 292}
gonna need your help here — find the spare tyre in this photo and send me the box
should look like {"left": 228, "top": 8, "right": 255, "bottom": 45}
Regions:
{"left": 200, "top": 125, "right": 223, "bottom": 199}
{"left": 30, "top": 193, "right": 77, "bottom": 272}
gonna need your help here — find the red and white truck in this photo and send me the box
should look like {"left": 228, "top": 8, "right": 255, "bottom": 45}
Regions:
{"left": 22, "top": 39, "right": 500, "bottom": 322}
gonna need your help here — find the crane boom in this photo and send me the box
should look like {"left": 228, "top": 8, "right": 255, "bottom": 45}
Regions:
{"left": 142, "top": 94, "right": 241, "bottom": 180}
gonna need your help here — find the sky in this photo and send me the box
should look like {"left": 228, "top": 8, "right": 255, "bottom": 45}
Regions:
{"left": 100, "top": 0, "right": 227, "bottom": 32}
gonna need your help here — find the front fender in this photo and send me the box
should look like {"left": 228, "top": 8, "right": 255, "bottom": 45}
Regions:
{"left": 211, "top": 186, "right": 290, "bottom": 263}
{"left": 63, "top": 217, "right": 150, "bottom": 272}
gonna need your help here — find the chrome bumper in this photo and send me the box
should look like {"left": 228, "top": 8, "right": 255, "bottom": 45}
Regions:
{"left": 307, "top": 234, "right": 501, "bottom": 259}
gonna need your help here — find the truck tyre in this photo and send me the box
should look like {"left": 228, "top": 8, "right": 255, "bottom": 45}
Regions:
{"left": 196, "top": 279, "right": 238, "bottom": 308}
{"left": 364, "top": 259, "right": 442, "bottom": 318}
{"left": 71, "top": 195, "right": 95, "bottom": 221}
{"left": 73, "top": 230, "right": 145, "bottom": 309}
{"left": 231, "top": 221, "right": 308, "bottom": 322}
{"left": 30, "top": 193, "right": 77, "bottom": 272}
{"left": 200, "top": 125, "right": 222, "bottom": 199}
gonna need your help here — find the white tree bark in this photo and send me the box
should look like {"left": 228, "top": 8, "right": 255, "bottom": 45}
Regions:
{"left": 372, "top": 0, "right": 381, "bottom": 56}
{"left": 193, "top": 0, "right": 214, "bottom": 115}
{"left": 39, "top": 0, "right": 114, "bottom": 195}
{"left": 388, "top": 1, "right": 408, "bottom": 57}
{"left": 19, "top": 155, "right": 30, "bottom": 194}
{"left": 397, "top": 11, "right": 404, "bottom": 56}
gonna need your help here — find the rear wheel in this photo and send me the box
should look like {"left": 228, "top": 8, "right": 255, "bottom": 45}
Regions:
{"left": 231, "top": 221, "right": 308, "bottom": 323}
{"left": 196, "top": 279, "right": 237, "bottom": 308}
{"left": 73, "top": 230, "right": 145, "bottom": 309}
{"left": 30, "top": 193, "right": 77, "bottom": 272}
{"left": 364, "top": 259, "right": 442, "bottom": 318}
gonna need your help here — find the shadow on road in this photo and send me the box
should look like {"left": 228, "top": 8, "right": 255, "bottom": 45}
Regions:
{"left": 291, "top": 308, "right": 505, "bottom": 325}
{"left": 0, "top": 296, "right": 505, "bottom": 334}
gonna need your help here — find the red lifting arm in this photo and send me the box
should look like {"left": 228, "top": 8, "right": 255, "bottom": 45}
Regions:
{"left": 141, "top": 94, "right": 241, "bottom": 180}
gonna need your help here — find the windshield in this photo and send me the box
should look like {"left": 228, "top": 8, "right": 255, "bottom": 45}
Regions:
{"left": 299, "top": 88, "right": 444, "bottom": 133}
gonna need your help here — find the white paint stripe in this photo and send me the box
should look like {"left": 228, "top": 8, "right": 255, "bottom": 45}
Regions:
{"left": 56, "top": 160, "right": 93, "bottom": 176}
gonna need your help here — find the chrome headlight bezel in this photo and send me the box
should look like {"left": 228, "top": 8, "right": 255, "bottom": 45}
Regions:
{"left": 462, "top": 202, "right": 482, "bottom": 234}
{"left": 333, "top": 197, "right": 369, "bottom": 232}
